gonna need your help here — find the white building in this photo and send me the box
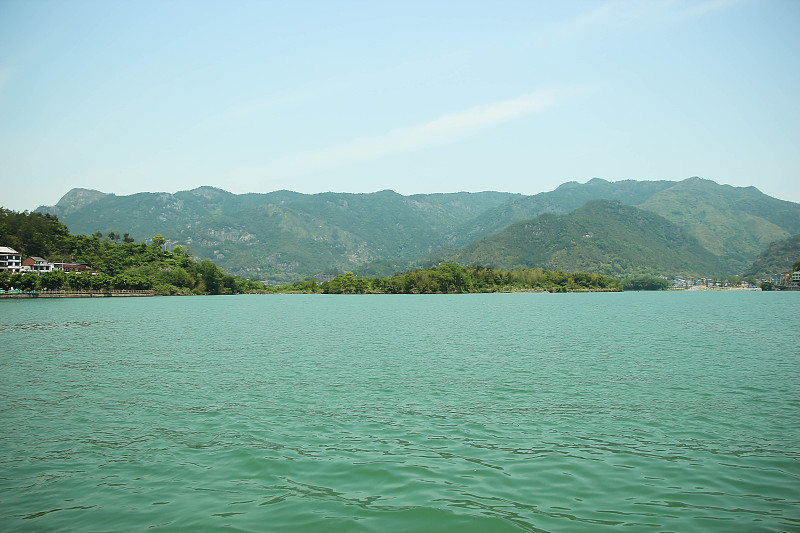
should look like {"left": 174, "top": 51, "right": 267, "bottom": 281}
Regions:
{"left": 0, "top": 246, "right": 22, "bottom": 273}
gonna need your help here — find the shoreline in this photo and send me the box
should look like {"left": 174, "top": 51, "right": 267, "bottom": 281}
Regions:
{"left": 0, "top": 290, "right": 155, "bottom": 299}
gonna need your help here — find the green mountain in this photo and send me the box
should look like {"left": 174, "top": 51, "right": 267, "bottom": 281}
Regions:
{"left": 40, "top": 188, "right": 110, "bottom": 217}
{"left": 742, "top": 234, "right": 800, "bottom": 278}
{"left": 639, "top": 178, "right": 799, "bottom": 271}
{"left": 450, "top": 200, "right": 724, "bottom": 278}
{"left": 37, "top": 187, "right": 515, "bottom": 283}
{"left": 35, "top": 178, "right": 800, "bottom": 282}
{"left": 453, "top": 177, "right": 677, "bottom": 244}
{"left": 452, "top": 177, "right": 799, "bottom": 275}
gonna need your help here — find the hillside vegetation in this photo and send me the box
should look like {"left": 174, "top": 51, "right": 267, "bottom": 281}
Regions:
{"left": 277, "top": 263, "right": 621, "bottom": 294}
{"left": 640, "top": 178, "right": 799, "bottom": 271}
{"left": 38, "top": 187, "right": 515, "bottom": 283}
{"left": 0, "top": 209, "right": 265, "bottom": 295}
{"left": 451, "top": 200, "right": 723, "bottom": 278}
{"left": 452, "top": 178, "right": 677, "bottom": 245}
{"left": 35, "top": 178, "right": 800, "bottom": 282}
{"left": 742, "top": 233, "right": 800, "bottom": 278}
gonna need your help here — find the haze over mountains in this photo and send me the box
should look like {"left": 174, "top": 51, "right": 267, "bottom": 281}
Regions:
{"left": 36, "top": 177, "right": 800, "bottom": 283}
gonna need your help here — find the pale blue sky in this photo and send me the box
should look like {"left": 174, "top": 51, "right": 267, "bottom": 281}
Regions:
{"left": 1, "top": 0, "right": 798, "bottom": 212}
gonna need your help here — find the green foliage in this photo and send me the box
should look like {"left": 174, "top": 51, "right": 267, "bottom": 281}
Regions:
{"left": 743, "top": 234, "right": 800, "bottom": 277}
{"left": 0, "top": 209, "right": 266, "bottom": 295}
{"left": 310, "top": 263, "right": 621, "bottom": 294}
{"left": 19, "top": 272, "right": 39, "bottom": 292}
{"left": 640, "top": 178, "right": 800, "bottom": 272}
{"left": 452, "top": 200, "right": 724, "bottom": 278}
{"left": 35, "top": 187, "right": 517, "bottom": 283}
{"left": 622, "top": 275, "right": 670, "bottom": 291}
{"left": 0, "top": 208, "right": 70, "bottom": 257}
{"left": 452, "top": 178, "right": 677, "bottom": 246}
{"left": 39, "top": 270, "right": 67, "bottom": 291}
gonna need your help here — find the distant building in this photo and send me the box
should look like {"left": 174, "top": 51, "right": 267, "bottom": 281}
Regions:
{"left": 53, "top": 262, "right": 90, "bottom": 273}
{"left": 22, "top": 256, "right": 54, "bottom": 272}
{"left": 0, "top": 247, "right": 22, "bottom": 273}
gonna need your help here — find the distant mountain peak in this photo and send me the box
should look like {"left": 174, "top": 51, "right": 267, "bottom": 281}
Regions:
{"left": 187, "top": 186, "right": 232, "bottom": 197}
{"left": 57, "top": 188, "right": 108, "bottom": 206}
{"left": 37, "top": 188, "right": 109, "bottom": 217}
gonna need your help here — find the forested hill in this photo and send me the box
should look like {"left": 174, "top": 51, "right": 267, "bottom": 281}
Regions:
{"left": 37, "top": 188, "right": 517, "bottom": 283}
{"left": 451, "top": 178, "right": 677, "bottom": 245}
{"left": 742, "top": 233, "right": 800, "bottom": 278}
{"left": 35, "top": 177, "right": 800, "bottom": 282}
{"left": 0, "top": 209, "right": 265, "bottom": 295}
{"left": 450, "top": 200, "right": 724, "bottom": 278}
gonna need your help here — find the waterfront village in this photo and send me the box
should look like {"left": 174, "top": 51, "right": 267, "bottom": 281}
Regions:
{"left": 2, "top": 245, "right": 799, "bottom": 292}
{"left": 0, "top": 247, "right": 90, "bottom": 274}
{"left": 670, "top": 275, "right": 790, "bottom": 290}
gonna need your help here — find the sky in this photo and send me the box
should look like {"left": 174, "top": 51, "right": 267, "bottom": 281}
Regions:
{"left": 1, "top": 0, "right": 799, "bottom": 212}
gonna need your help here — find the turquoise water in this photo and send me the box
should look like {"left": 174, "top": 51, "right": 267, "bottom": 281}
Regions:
{"left": 1, "top": 292, "right": 798, "bottom": 532}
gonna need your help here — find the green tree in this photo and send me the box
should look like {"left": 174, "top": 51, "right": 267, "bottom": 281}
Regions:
{"left": 433, "top": 263, "right": 469, "bottom": 293}
{"left": 9, "top": 272, "right": 23, "bottom": 290}
{"left": 19, "top": 272, "right": 39, "bottom": 292}
{"left": 199, "top": 260, "right": 224, "bottom": 294}
{"left": 151, "top": 234, "right": 166, "bottom": 249}
{"left": 112, "top": 274, "right": 131, "bottom": 290}
{"left": 622, "top": 275, "right": 670, "bottom": 291}
{"left": 794, "top": 259, "right": 800, "bottom": 272}
{"left": 90, "top": 273, "right": 112, "bottom": 290}
{"left": 66, "top": 272, "right": 91, "bottom": 291}
{"left": 39, "top": 269, "right": 67, "bottom": 291}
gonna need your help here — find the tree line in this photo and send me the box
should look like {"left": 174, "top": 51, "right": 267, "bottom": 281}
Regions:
{"left": 274, "top": 263, "right": 622, "bottom": 294}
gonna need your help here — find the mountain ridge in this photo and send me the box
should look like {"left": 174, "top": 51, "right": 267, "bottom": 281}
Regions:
{"left": 34, "top": 178, "right": 800, "bottom": 282}
{"left": 450, "top": 199, "right": 725, "bottom": 278}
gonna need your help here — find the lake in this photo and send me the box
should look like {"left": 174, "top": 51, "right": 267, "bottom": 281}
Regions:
{"left": 1, "top": 292, "right": 798, "bottom": 532}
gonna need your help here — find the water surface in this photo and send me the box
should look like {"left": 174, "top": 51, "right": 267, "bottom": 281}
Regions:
{"left": 1, "top": 292, "right": 798, "bottom": 531}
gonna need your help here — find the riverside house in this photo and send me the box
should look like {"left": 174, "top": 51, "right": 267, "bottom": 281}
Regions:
{"left": 0, "top": 247, "right": 22, "bottom": 273}
{"left": 1, "top": 247, "right": 90, "bottom": 274}
{"left": 21, "top": 256, "right": 54, "bottom": 272}
{"left": 52, "top": 261, "right": 90, "bottom": 272}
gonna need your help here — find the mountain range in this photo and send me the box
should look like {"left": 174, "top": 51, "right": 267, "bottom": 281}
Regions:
{"left": 35, "top": 177, "right": 800, "bottom": 283}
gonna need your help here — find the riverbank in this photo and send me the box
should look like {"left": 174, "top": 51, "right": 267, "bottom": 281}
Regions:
{"left": 0, "top": 290, "right": 155, "bottom": 298}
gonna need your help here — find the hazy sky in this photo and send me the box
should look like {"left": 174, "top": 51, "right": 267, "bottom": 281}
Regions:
{"left": 1, "top": 0, "right": 798, "bottom": 212}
